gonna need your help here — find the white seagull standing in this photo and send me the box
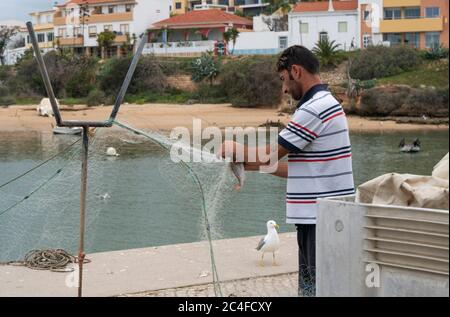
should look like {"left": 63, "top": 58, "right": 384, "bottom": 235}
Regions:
{"left": 256, "top": 220, "right": 280, "bottom": 266}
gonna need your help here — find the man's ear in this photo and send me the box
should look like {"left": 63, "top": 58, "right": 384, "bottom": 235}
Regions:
{"left": 291, "top": 64, "right": 302, "bottom": 81}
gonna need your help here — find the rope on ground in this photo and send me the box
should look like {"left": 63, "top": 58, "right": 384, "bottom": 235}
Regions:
{"left": 0, "top": 249, "right": 90, "bottom": 272}
{"left": 0, "top": 138, "right": 81, "bottom": 190}
{"left": 112, "top": 119, "right": 223, "bottom": 297}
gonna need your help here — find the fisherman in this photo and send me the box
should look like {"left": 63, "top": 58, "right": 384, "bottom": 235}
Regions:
{"left": 220, "top": 45, "right": 355, "bottom": 296}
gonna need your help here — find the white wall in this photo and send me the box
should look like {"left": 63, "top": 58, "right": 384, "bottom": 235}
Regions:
{"left": 56, "top": 0, "right": 169, "bottom": 48}
{"left": 253, "top": 15, "right": 271, "bottom": 32}
{"left": 134, "top": 0, "right": 170, "bottom": 36}
{"left": 231, "top": 31, "right": 289, "bottom": 54}
{"left": 289, "top": 11, "right": 359, "bottom": 51}
{"left": 359, "top": 0, "right": 383, "bottom": 46}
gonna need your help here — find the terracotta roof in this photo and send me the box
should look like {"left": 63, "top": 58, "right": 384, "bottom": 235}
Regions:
{"left": 151, "top": 9, "right": 253, "bottom": 29}
{"left": 58, "top": 0, "right": 135, "bottom": 7}
{"left": 292, "top": 0, "right": 358, "bottom": 13}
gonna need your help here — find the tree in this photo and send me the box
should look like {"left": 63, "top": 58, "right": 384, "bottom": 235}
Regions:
{"left": 97, "top": 30, "right": 116, "bottom": 59}
{"left": 0, "top": 25, "right": 19, "bottom": 65}
{"left": 312, "top": 37, "right": 341, "bottom": 68}
{"left": 223, "top": 28, "right": 240, "bottom": 55}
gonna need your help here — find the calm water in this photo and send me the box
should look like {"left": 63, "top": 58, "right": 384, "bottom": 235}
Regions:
{"left": 0, "top": 129, "right": 448, "bottom": 260}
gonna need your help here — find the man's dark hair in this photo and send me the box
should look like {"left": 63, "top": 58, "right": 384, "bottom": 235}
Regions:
{"left": 277, "top": 45, "right": 320, "bottom": 75}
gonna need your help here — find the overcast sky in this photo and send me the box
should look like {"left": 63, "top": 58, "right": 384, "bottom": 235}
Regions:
{"left": 0, "top": 0, "right": 63, "bottom": 23}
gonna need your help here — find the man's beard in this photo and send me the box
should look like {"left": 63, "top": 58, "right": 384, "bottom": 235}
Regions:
{"left": 290, "top": 87, "right": 303, "bottom": 101}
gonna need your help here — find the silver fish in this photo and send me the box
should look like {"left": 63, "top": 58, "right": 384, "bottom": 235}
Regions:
{"left": 230, "top": 163, "right": 246, "bottom": 191}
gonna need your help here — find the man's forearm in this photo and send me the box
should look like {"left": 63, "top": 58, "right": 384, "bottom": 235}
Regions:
{"left": 270, "top": 161, "right": 288, "bottom": 178}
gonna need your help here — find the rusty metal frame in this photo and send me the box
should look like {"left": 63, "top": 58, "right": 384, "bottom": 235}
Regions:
{"left": 26, "top": 21, "right": 147, "bottom": 297}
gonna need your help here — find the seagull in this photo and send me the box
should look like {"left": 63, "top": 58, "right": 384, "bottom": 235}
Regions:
{"left": 399, "top": 138, "right": 421, "bottom": 153}
{"left": 256, "top": 220, "right": 280, "bottom": 266}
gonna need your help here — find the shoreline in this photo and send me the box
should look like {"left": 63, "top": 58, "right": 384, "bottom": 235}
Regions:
{"left": 0, "top": 104, "right": 448, "bottom": 133}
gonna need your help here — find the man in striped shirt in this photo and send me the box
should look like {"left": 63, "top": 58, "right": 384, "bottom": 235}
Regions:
{"left": 220, "top": 46, "right": 354, "bottom": 296}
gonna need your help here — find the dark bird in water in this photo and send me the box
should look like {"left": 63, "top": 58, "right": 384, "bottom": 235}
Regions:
{"left": 399, "top": 138, "right": 421, "bottom": 153}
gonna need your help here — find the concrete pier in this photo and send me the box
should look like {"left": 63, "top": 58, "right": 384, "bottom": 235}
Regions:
{"left": 0, "top": 233, "right": 298, "bottom": 297}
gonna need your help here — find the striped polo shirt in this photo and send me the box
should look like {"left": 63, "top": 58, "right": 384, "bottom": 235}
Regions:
{"left": 278, "top": 84, "right": 354, "bottom": 224}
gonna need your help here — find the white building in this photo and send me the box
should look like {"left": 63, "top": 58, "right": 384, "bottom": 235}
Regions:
{"left": 53, "top": 0, "right": 170, "bottom": 57}
{"left": 358, "top": 0, "right": 384, "bottom": 48}
{"left": 288, "top": 0, "right": 359, "bottom": 51}
{"left": 231, "top": 30, "right": 289, "bottom": 55}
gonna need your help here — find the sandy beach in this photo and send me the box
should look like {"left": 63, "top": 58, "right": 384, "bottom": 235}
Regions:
{"left": 0, "top": 103, "right": 448, "bottom": 133}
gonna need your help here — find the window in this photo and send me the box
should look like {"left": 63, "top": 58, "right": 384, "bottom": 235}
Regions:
{"left": 74, "top": 27, "right": 81, "bottom": 36}
{"left": 108, "top": 6, "right": 115, "bottom": 14}
{"left": 94, "top": 6, "right": 102, "bottom": 14}
{"left": 47, "top": 14, "right": 53, "bottom": 23}
{"left": 319, "top": 31, "right": 328, "bottom": 42}
{"left": 58, "top": 28, "right": 66, "bottom": 38}
{"left": 47, "top": 32, "right": 54, "bottom": 42}
{"left": 278, "top": 36, "right": 288, "bottom": 49}
{"left": 299, "top": 22, "right": 308, "bottom": 34}
{"left": 384, "top": 8, "right": 401, "bottom": 20}
{"left": 425, "top": 32, "right": 440, "bottom": 48}
{"left": 404, "top": 32, "right": 420, "bottom": 48}
{"left": 120, "top": 24, "right": 130, "bottom": 35}
{"left": 405, "top": 7, "right": 420, "bottom": 19}
{"left": 175, "top": 2, "right": 182, "bottom": 9}
{"left": 425, "top": 7, "right": 440, "bottom": 18}
{"left": 383, "top": 33, "right": 402, "bottom": 46}
{"left": 37, "top": 33, "right": 45, "bottom": 43}
{"left": 363, "top": 34, "right": 372, "bottom": 48}
{"left": 104, "top": 25, "right": 113, "bottom": 32}
{"left": 126, "top": 4, "right": 133, "bottom": 12}
{"left": 338, "top": 21, "right": 348, "bottom": 33}
{"left": 89, "top": 26, "right": 97, "bottom": 38}
{"left": 363, "top": 10, "right": 370, "bottom": 21}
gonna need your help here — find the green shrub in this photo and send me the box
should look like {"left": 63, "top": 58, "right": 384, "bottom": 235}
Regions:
{"left": 159, "top": 57, "right": 196, "bottom": 75}
{"left": 86, "top": 89, "right": 106, "bottom": 107}
{"left": 98, "top": 55, "right": 167, "bottom": 95}
{"left": 0, "top": 95, "right": 15, "bottom": 106}
{"left": 65, "top": 55, "right": 98, "bottom": 97}
{"left": 14, "top": 51, "right": 99, "bottom": 98}
{"left": 219, "top": 56, "right": 281, "bottom": 107}
{"left": 0, "top": 85, "right": 8, "bottom": 97}
{"left": 421, "top": 45, "right": 449, "bottom": 60}
{"left": 191, "top": 52, "right": 220, "bottom": 85}
{"left": 350, "top": 45, "right": 422, "bottom": 80}
{"left": 192, "top": 83, "right": 228, "bottom": 104}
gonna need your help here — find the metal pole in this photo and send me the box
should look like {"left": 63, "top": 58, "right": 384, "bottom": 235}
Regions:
{"left": 109, "top": 33, "right": 148, "bottom": 121}
{"left": 26, "top": 22, "right": 63, "bottom": 126}
{"left": 78, "top": 126, "right": 89, "bottom": 297}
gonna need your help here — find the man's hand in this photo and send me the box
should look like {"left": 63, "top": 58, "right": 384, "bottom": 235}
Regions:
{"left": 218, "top": 140, "right": 290, "bottom": 174}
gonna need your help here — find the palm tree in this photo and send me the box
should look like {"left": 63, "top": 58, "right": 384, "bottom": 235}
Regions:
{"left": 312, "top": 37, "right": 341, "bottom": 68}
{"left": 228, "top": 28, "right": 240, "bottom": 55}
{"left": 223, "top": 28, "right": 240, "bottom": 55}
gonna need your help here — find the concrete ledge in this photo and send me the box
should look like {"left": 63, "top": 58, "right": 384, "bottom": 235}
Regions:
{"left": 0, "top": 233, "right": 297, "bottom": 297}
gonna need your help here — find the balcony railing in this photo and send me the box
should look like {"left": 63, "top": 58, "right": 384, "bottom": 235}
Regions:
{"left": 383, "top": 0, "right": 421, "bottom": 8}
{"left": 380, "top": 17, "right": 443, "bottom": 33}
{"left": 56, "top": 36, "right": 84, "bottom": 46}
{"left": 53, "top": 12, "right": 132, "bottom": 26}
{"left": 143, "top": 40, "right": 216, "bottom": 56}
